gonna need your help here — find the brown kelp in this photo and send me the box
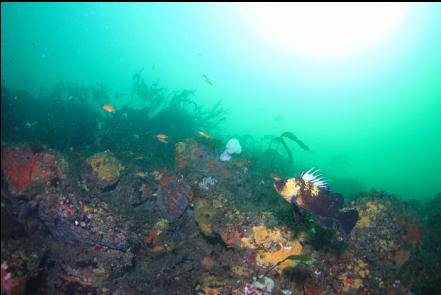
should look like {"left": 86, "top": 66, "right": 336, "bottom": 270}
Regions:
{"left": 194, "top": 99, "right": 230, "bottom": 130}
{"left": 130, "top": 70, "right": 166, "bottom": 115}
{"left": 266, "top": 131, "right": 310, "bottom": 168}
{"left": 1, "top": 82, "right": 99, "bottom": 150}
{"left": 280, "top": 132, "right": 310, "bottom": 151}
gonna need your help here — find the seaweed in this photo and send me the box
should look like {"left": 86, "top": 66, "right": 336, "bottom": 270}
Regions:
{"left": 193, "top": 99, "right": 230, "bottom": 130}
{"left": 89, "top": 83, "right": 109, "bottom": 107}
{"left": 130, "top": 71, "right": 166, "bottom": 115}
{"left": 169, "top": 90, "right": 198, "bottom": 111}
{"left": 282, "top": 266, "right": 311, "bottom": 284}
{"left": 1, "top": 83, "right": 98, "bottom": 150}
{"left": 280, "top": 254, "right": 318, "bottom": 266}
{"left": 130, "top": 70, "right": 228, "bottom": 129}
{"left": 280, "top": 131, "right": 310, "bottom": 151}
{"left": 404, "top": 193, "right": 441, "bottom": 295}
{"left": 265, "top": 131, "right": 310, "bottom": 171}
{"left": 309, "top": 226, "right": 348, "bottom": 255}
{"left": 273, "top": 205, "right": 316, "bottom": 238}
{"left": 263, "top": 253, "right": 317, "bottom": 278}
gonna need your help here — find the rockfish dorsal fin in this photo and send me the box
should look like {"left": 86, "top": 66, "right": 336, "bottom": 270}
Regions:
{"left": 301, "top": 168, "right": 327, "bottom": 189}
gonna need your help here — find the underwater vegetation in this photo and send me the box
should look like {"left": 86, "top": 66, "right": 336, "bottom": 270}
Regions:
{"left": 401, "top": 193, "right": 441, "bottom": 294}
{"left": 130, "top": 69, "right": 167, "bottom": 114}
{"left": 1, "top": 73, "right": 229, "bottom": 167}
{"left": 2, "top": 0, "right": 441, "bottom": 293}
{"left": 309, "top": 227, "right": 349, "bottom": 255}
{"left": 1, "top": 77, "right": 440, "bottom": 295}
{"left": 266, "top": 131, "right": 310, "bottom": 165}
{"left": 1, "top": 83, "right": 99, "bottom": 150}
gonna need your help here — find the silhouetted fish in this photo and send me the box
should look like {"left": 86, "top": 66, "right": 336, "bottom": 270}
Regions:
{"left": 273, "top": 169, "right": 359, "bottom": 234}
{"left": 274, "top": 115, "right": 284, "bottom": 121}
{"left": 202, "top": 74, "right": 213, "bottom": 86}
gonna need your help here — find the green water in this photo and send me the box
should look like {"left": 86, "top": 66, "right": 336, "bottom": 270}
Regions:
{"left": 2, "top": 2, "right": 440, "bottom": 200}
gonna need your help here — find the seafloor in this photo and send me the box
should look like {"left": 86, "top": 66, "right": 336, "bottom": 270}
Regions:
{"left": 1, "top": 83, "right": 440, "bottom": 295}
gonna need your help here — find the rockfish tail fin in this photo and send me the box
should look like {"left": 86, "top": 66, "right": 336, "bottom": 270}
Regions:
{"left": 336, "top": 208, "right": 359, "bottom": 235}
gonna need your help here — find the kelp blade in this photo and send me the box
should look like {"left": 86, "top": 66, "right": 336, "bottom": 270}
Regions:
{"left": 281, "top": 131, "right": 310, "bottom": 151}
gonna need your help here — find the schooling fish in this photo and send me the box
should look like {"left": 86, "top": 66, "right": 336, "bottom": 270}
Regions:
{"left": 198, "top": 129, "right": 211, "bottom": 139}
{"left": 136, "top": 172, "right": 148, "bottom": 178}
{"left": 273, "top": 168, "right": 359, "bottom": 234}
{"left": 274, "top": 115, "right": 284, "bottom": 122}
{"left": 156, "top": 134, "right": 169, "bottom": 143}
{"left": 202, "top": 74, "right": 213, "bottom": 86}
{"left": 102, "top": 104, "right": 116, "bottom": 113}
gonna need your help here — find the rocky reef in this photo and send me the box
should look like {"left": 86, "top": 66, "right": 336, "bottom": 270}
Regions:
{"left": 2, "top": 138, "right": 439, "bottom": 295}
{"left": 1, "top": 83, "right": 439, "bottom": 295}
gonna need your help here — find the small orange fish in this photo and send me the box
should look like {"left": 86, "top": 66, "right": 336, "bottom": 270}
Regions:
{"left": 198, "top": 129, "right": 210, "bottom": 139}
{"left": 136, "top": 172, "right": 147, "bottom": 177}
{"left": 156, "top": 134, "right": 168, "bottom": 143}
{"left": 61, "top": 275, "right": 79, "bottom": 283}
{"left": 102, "top": 104, "right": 116, "bottom": 113}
